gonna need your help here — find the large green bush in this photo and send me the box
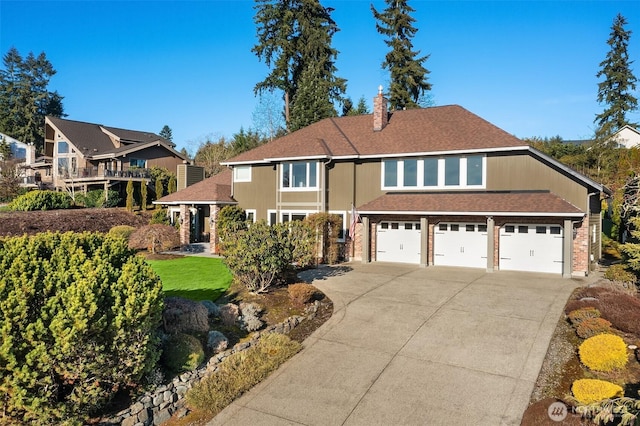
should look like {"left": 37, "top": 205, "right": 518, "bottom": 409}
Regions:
{"left": 222, "top": 220, "right": 315, "bottom": 293}
{"left": 75, "top": 189, "right": 121, "bottom": 208}
{"left": 0, "top": 232, "right": 164, "bottom": 423}
{"left": 161, "top": 333, "right": 205, "bottom": 374}
{"left": 8, "top": 190, "right": 72, "bottom": 211}
{"left": 217, "top": 205, "right": 247, "bottom": 236}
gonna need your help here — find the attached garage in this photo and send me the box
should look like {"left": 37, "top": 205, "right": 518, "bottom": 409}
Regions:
{"left": 499, "top": 224, "right": 564, "bottom": 274}
{"left": 433, "top": 222, "right": 488, "bottom": 268}
{"left": 376, "top": 221, "right": 421, "bottom": 264}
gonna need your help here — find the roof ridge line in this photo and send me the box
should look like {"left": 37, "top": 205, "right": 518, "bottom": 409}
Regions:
{"left": 329, "top": 117, "right": 360, "bottom": 156}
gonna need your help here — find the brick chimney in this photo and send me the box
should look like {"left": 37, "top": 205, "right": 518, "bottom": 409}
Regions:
{"left": 373, "top": 85, "right": 388, "bottom": 132}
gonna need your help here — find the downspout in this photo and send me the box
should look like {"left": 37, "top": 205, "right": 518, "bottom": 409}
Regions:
{"left": 587, "top": 191, "right": 602, "bottom": 265}
{"left": 322, "top": 157, "right": 332, "bottom": 213}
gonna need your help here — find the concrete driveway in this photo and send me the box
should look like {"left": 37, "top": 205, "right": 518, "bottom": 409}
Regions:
{"left": 209, "top": 263, "right": 588, "bottom": 426}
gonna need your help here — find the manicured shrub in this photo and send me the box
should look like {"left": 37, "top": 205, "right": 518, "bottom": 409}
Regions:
{"left": 572, "top": 379, "right": 624, "bottom": 405}
{"left": 75, "top": 189, "right": 120, "bottom": 208}
{"left": 126, "top": 179, "right": 134, "bottom": 212}
{"left": 288, "top": 283, "right": 318, "bottom": 305}
{"left": 579, "top": 334, "right": 628, "bottom": 372}
{"left": 568, "top": 287, "right": 640, "bottom": 337}
{"left": 567, "top": 307, "right": 601, "bottom": 325}
{"left": 575, "top": 317, "right": 613, "bottom": 339}
{"left": 0, "top": 232, "right": 163, "bottom": 423}
{"left": 161, "top": 333, "right": 205, "bottom": 373}
{"left": 217, "top": 205, "right": 247, "bottom": 237}
{"left": 128, "top": 224, "right": 180, "bottom": 254}
{"left": 186, "top": 333, "right": 301, "bottom": 416}
{"left": 150, "top": 208, "right": 170, "bottom": 225}
{"left": 140, "top": 181, "right": 148, "bottom": 210}
{"left": 8, "top": 190, "right": 72, "bottom": 211}
{"left": 108, "top": 225, "right": 136, "bottom": 241}
{"left": 604, "top": 264, "right": 637, "bottom": 285}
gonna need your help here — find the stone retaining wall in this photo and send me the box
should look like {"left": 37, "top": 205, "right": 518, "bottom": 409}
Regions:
{"left": 99, "top": 301, "right": 321, "bottom": 426}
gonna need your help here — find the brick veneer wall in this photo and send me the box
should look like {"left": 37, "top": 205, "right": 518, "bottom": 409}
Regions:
{"left": 572, "top": 217, "right": 589, "bottom": 276}
{"left": 209, "top": 205, "right": 221, "bottom": 254}
{"left": 179, "top": 204, "right": 190, "bottom": 246}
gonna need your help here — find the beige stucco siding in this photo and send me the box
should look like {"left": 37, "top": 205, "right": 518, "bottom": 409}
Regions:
{"left": 486, "top": 153, "right": 588, "bottom": 210}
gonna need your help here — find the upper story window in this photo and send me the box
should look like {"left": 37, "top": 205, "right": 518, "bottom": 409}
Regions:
{"left": 130, "top": 158, "right": 146, "bottom": 168}
{"left": 382, "top": 155, "right": 485, "bottom": 190}
{"left": 58, "top": 141, "right": 69, "bottom": 154}
{"left": 282, "top": 161, "right": 318, "bottom": 190}
{"left": 234, "top": 165, "right": 251, "bottom": 182}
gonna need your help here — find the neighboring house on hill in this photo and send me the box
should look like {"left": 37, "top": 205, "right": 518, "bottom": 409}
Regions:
{"left": 0, "top": 132, "right": 42, "bottom": 187}
{"left": 160, "top": 90, "right": 610, "bottom": 277}
{"left": 44, "top": 117, "right": 188, "bottom": 194}
{"left": 611, "top": 125, "right": 640, "bottom": 149}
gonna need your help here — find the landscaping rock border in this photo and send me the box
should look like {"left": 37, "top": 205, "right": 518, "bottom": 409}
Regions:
{"left": 99, "top": 301, "right": 321, "bottom": 426}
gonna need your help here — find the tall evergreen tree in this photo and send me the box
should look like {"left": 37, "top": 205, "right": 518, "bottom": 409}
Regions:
{"left": 252, "top": 0, "right": 346, "bottom": 131}
{"left": 0, "top": 47, "right": 65, "bottom": 151}
{"left": 371, "top": 0, "right": 431, "bottom": 110}
{"left": 159, "top": 125, "right": 173, "bottom": 142}
{"left": 595, "top": 14, "right": 638, "bottom": 141}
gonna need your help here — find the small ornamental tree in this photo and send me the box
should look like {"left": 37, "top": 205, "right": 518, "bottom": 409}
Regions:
{"left": 0, "top": 232, "right": 163, "bottom": 423}
{"left": 129, "top": 224, "right": 180, "bottom": 254}
{"left": 140, "top": 181, "right": 148, "bottom": 210}
{"left": 168, "top": 174, "right": 177, "bottom": 194}
{"left": 126, "top": 179, "right": 134, "bottom": 212}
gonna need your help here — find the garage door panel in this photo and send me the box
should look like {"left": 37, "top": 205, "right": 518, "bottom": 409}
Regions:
{"left": 376, "top": 222, "right": 421, "bottom": 264}
{"left": 499, "top": 224, "right": 563, "bottom": 274}
{"left": 434, "top": 223, "right": 487, "bottom": 269}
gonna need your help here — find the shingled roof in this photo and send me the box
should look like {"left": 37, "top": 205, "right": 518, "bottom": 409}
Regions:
{"left": 46, "top": 117, "right": 174, "bottom": 156}
{"left": 358, "top": 191, "right": 584, "bottom": 217}
{"left": 223, "top": 105, "right": 527, "bottom": 165}
{"left": 156, "top": 169, "right": 235, "bottom": 205}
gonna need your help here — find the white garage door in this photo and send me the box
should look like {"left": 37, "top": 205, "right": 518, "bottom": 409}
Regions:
{"left": 434, "top": 223, "right": 488, "bottom": 268}
{"left": 376, "top": 221, "right": 421, "bottom": 264}
{"left": 499, "top": 224, "right": 564, "bottom": 274}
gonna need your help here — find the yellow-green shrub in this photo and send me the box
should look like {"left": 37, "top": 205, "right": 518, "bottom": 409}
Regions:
{"left": 108, "top": 225, "right": 136, "bottom": 240}
{"left": 579, "top": 334, "right": 628, "bottom": 372}
{"left": 572, "top": 379, "right": 624, "bottom": 405}
{"left": 161, "top": 333, "right": 205, "bottom": 373}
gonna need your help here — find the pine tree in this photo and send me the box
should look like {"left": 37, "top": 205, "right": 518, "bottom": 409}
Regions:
{"left": 155, "top": 176, "right": 163, "bottom": 208}
{"left": 159, "top": 125, "right": 173, "bottom": 142}
{"left": 371, "top": 0, "right": 431, "bottom": 110}
{"left": 168, "top": 174, "right": 177, "bottom": 194}
{"left": 253, "top": 0, "right": 346, "bottom": 131}
{"left": 0, "top": 48, "right": 65, "bottom": 150}
{"left": 595, "top": 14, "right": 638, "bottom": 141}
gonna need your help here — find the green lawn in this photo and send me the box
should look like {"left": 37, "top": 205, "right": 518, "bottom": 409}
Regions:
{"left": 146, "top": 256, "right": 233, "bottom": 301}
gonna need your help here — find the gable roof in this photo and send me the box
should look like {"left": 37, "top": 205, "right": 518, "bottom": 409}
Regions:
{"left": 358, "top": 191, "right": 584, "bottom": 217}
{"left": 46, "top": 116, "right": 183, "bottom": 159}
{"left": 155, "top": 168, "right": 235, "bottom": 205}
{"left": 223, "top": 105, "right": 527, "bottom": 165}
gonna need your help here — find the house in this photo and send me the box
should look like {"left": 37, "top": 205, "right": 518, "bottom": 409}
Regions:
{"left": 611, "top": 125, "right": 640, "bottom": 149}
{"left": 44, "top": 117, "right": 188, "bottom": 195}
{"left": 160, "top": 89, "right": 610, "bottom": 277}
{"left": 0, "top": 132, "right": 43, "bottom": 187}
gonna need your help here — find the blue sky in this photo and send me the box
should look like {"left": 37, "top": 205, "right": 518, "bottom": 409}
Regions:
{"left": 1, "top": 0, "right": 639, "bottom": 155}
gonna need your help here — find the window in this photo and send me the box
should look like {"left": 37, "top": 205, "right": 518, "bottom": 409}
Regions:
{"left": 478, "top": 225, "right": 487, "bottom": 232}
{"left": 403, "top": 159, "right": 417, "bottom": 187}
{"left": 278, "top": 211, "right": 315, "bottom": 224}
{"left": 423, "top": 158, "right": 438, "bottom": 186}
{"left": 381, "top": 222, "right": 389, "bottom": 229}
{"left": 519, "top": 226, "right": 529, "bottom": 233}
{"left": 282, "top": 162, "right": 318, "bottom": 189}
{"left": 550, "top": 226, "right": 561, "bottom": 235}
{"left": 536, "top": 226, "right": 547, "bottom": 234}
{"left": 234, "top": 166, "right": 251, "bottom": 182}
{"left": 58, "top": 141, "right": 69, "bottom": 154}
{"left": 466, "top": 156, "right": 483, "bottom": 185}
{"left": 439, "top": 224, "right": 447, "bottom": 231}
{"left": 466, "top": 225, "right": 475, "bottom": 232}
{"left": 269, "top": 211, "right": 277, "bottom": 225}
{"left": 245, "top": 209, "right": 256, "bottom": 223}
{"left": 383, "top": 155, "right": 484, "bottom": 189}
{"left": 329, "top": 211, "right": 347, "bottom": 241}
{"left": 405, "top": 223, "right": 413, "bottom": 230}
{"left": 450, "top": 224, "right": 459, "bottom": 231}
{"left": 444, "top": 157, "right": 460, "bottom": 186}
{"left": 391, "top": 223, "right": 399, "bottom": 230}
{"left": 130, "top": 158, "right": 146, "bottom": 168}
{"left": 505, "top": 225, "right": 515, "bottom": 233}
{"left": 384, "top": 160, "right": 397, "bottom": 187}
